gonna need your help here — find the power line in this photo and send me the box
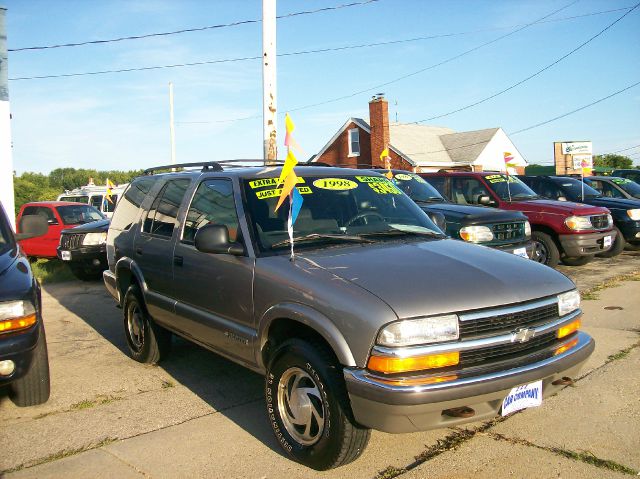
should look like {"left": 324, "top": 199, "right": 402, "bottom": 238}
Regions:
{"left": 599, "top": 144, "right": 640, "bottom": 155}
{"left": 8, "top": 0, "right": 379, "bottom": 52}
{"left": 411, "top": 2, "right": 640, "bottom": 124}
{"left": 510, "top": 80, "right": 640, "bottom": 135}
{"left": 9, "top": 5, "right": 627, "bottom": 82}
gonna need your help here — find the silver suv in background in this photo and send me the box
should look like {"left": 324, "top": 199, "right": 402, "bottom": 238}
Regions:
{"left": 103, "top": 162, "right": 594, "bottom": 470}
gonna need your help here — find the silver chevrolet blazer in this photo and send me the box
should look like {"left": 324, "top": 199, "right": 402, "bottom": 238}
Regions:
{"left": 103, "top": 162, "right": 594, "bottom": 470}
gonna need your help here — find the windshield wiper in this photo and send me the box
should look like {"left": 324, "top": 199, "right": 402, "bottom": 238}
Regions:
{"left": 414, "top": 198, "right": 445, "bottom": 204}
{"left": 361, "top": 228, "right": 445, "bottom": 239}
{"left": 270, "top": 233, "right": 374, "bottom": 249}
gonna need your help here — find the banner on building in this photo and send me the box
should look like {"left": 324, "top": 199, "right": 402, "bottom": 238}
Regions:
{"left": 561, "top": 142, "right": 592, "bottom": 155}
{"left": 572, "top": 154, "right": 593, "bottom": 170}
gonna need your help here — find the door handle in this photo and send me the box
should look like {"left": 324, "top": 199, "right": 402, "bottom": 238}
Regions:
{"left": 173, "top": 255, "right": 183, "bottom": 266}
{"left": 136, "top": 248, "right": 143, "bottom": 255}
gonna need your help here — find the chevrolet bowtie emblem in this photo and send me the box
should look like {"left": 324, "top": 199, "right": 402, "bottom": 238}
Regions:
{"left": 512, "top": 328, "right": 536, "bottom": 343}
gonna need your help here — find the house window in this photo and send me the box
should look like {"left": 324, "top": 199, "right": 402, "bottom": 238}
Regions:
{"left": 348, "top": 128, "right": 360, "bottom": 157}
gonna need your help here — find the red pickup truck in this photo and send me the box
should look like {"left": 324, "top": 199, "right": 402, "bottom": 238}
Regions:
{"left": 16, "top": 202, "right": 105, "bottom": 259}
{"left": 421, "top": 172, "right": 615, "bottom": 267}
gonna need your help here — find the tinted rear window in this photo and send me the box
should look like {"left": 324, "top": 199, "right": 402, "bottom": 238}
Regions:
{"left": 110, "top": 177, "right": 158, "bottom": 231}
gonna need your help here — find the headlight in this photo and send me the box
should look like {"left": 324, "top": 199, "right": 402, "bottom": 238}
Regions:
{"left": 82, "top": 232, "right": 108, "bottom": 246}
{"left": 524, "top": 221, "right": 531, "bottom": 238}
{"left": 377, "top": 314, "right": 459, "bottom": 347}
{"left": 627, "top": 209, "right": 640, "bottom": 221}
{"left": 564, "top": 216, "right": 593, "bottom": 231}
{"left": 558, "top": 290, "right": 580, "bottom": 316}
{"left": 0, "top": 300, "right": 37, "bottom": 333}
{"left": 459, "top": 225, "right": 493, "bottom": 243}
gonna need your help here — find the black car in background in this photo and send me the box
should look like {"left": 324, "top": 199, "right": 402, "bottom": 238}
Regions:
{"left": 583, "top": 176, "right": 640, "bottom": 200}
{"left": 0, "top": 202, "right": 51, "bottom": 406}
{"left": 57, "top": 219, "right": 110, "bottom": 281}
{"left": 388, "top": 171, "right": 532, "bottom": 258}
{"left": 611, "top": 169, "right": 640, "bottom": 184}
{"left": 518, "top": 175, "right": 640, "bottom": 255}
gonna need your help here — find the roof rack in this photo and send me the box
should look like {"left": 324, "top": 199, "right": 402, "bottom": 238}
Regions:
{"left": 143, "top": 162, "right": 224, "bottom": 175}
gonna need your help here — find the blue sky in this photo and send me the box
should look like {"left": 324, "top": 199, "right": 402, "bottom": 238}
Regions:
{"left": 4, "top": 0, "right": 640, "bottom": 174}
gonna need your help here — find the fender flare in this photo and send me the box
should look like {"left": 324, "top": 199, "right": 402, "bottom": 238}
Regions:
{"left": 257, "top": 302, "right": 357, "bottom": 369}
{"left": 114, "top": 257, "right": 148, "bottom": 306}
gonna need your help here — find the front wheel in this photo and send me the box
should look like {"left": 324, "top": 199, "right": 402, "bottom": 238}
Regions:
{"left": 123, "top": 285, "right": 171, "bottom": 364}
{"left": 10, "top": 322, "right": 51, "bottom": 407}
{"left": 266, "top": 339, "right": 370, "bottom": 470}
{"left": 531, "top": 231, "right": 560, "bottom": 267}
{"left": 596, "top": 227, "right": 625, "bottom": 258}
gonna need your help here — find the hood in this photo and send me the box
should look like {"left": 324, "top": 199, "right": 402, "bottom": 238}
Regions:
{"left": 0, "top": 247, "right": 34, "bottom": 301}
{"left": 61, "top": 218, "right": 110, "bottom": 235}
{"left": 421, "top": 203, "right": 526, "bottom": 224}
{"left": 295, "top": 239, "right": 574, "bottom": 319}
{"left": 511, "top": 198, "right": 609, "bottom": 215}
{"left": 572, "top": 196, "right": 640, "bottom": 212}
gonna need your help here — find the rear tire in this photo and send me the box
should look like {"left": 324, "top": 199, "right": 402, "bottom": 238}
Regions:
{"left": 266, "top": 339, "right": 370, "bottom": 470}
{"left": 123, "top": 285, "right": 171, "bottom": 364}
{"left": 10, "top": 322, "right": 51, "bottom": 407}
{"left": 531, "top": 231, "right": 560, "bottom": 267}
{"left": 561, "top": 255, "right": 591, "bottom": 266}
{"left": 596, "top": 227, "right": 625, "bottom": 258}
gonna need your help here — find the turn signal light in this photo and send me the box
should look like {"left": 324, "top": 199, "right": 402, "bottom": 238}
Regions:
{"left": 557, "top": 319, "right": 581, "bottom": 339}
{"left": 0, "top": 314, "right": 37, "bottom": 334}
{"left": 375, "top": 375, "right": 458, "bottom": 387}
{"left": 368, "top": 352, "right": 459, "bottom": 374}
{"left": 555, "top": 338, "right": 579, "bottom": 356}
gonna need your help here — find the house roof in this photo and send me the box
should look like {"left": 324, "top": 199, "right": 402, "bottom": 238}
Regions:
{"left": 388, "top": 123, "right": 458, "bottom": 167}
{"left": 440, "top": 127, "right": 500, "bottom": 164}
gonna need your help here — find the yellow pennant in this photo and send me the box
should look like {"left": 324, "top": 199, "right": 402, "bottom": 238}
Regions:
{"left": 275, "top": 170, "right": 298, "bottom": 212}
{"left": 380, "top": 148, "right": 389, "bottom": 160}
{"left": 276, "top": 150, "right": 298, "bottom": 187}
{"left": 285, "top": 113, "right": 295, "bottom": 134}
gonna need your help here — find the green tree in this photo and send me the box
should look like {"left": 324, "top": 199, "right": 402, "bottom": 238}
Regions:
{"left": 593, "top": 154, "right": 633, "bottom": 169}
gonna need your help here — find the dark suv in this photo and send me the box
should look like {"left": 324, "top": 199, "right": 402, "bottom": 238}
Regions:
{"left": 0, "top": 202, "right": 50, "bottom": 407}
{"left": 519, "top": 175, "right": 640, "bottom": 255}
{"left": 104, "top": 162, "right": 593, "bottom": 470}
{"left": 388, "top": 170, "right": 532, "bottom": 258}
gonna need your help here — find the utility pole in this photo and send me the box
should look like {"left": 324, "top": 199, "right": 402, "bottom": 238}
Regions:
{"left": 262, "top": 0, "right": 277, "bottom": 165}
{"left": 169, "top": 82, "right": 176, "bottom": 169}
{"left": 0, "top": 7, "right": 16, "bottom": 227}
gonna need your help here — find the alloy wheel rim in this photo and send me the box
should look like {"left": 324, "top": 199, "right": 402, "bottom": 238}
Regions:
{"left": 277, "top": 367, "right": 325, "bottom": 446}
{"left": 533, "top": 240, "right": 548, "bottom": 264}
{"left": 127, "top": 304, "right": 145, "bottom": 351}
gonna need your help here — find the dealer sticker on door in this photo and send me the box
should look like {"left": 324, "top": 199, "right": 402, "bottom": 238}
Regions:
{"left": 501, "top": 380, "right": 542, "bottom": 416}
{"left": 603, "top": 236, "right": 612, "bottom": 248}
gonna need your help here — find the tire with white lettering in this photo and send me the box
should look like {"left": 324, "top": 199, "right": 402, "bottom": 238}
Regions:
{"left": 123, "top": 285, "right": 171, "bottom": 364}
{"left": 265, "top": 339, "right": 370, "bottom": 470}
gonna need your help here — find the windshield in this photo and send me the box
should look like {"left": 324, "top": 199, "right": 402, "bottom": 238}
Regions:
{"left": 243, "top": 174, "right": 443, "bottom": 253}
{"left": 611, "top": 177, "right": 640, "bottom": 197}
{"left": 484, "top": 174, "right": 538, "bottom": 200}
{"left": 388, "top": 172, "right": 446, "bottom": 203}
{"left": 56, "top": 205, "right": 105, "bottom": 225}
{"left": 552, "top": 177, "right": 601, "bottom": 201}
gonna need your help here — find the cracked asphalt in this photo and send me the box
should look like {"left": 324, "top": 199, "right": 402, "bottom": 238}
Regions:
{"left": 1, "top": 250, "right": 638, "bottom": 478}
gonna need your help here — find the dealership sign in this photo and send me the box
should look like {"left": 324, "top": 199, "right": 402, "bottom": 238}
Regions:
{"left": 562, "top": 142, "right": 592, "bottom": 155}
{"left": 573, "top": 154, "right": 593, "bottom": 170}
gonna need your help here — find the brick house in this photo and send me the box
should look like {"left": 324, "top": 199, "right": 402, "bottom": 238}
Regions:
{"left": 311, "top": 95, "right": 527, "bottom": 173}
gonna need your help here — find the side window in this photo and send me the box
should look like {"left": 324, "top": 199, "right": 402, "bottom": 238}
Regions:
{"left": 348, "top": 128, "right": 360, "bottom": 157}
{"left": 182, "top": 179, "right": 239, "bottom": 244}
{"left": 450, "top": 177, "right": 488, "bottom": 205}
{"left": 35, "top": 207, "right": 57, "bottom": 224}
{"left": 110, "top": 177, "right": 158, "bottom": 231}
{"left": 586, "top": 180, "right": 603, "bottom": 194}
{"left": 22, "top": 206, "right": 38, "bottom": 217}
{"left": 143, "top": 179, "right": 191, "bottom": 238}
{"left": 90, "top": 195, "right": 103, "bottom": 209}
{"left": 425, "top": 177, "right": 447, "bottom": 197}
{"left": 601, "top": 182, "right": 624, "bottom": 198}
{"left": 539, "top": 180, "right": 563, "bottom": 200}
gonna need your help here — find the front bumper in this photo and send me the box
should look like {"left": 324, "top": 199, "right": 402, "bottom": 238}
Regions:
{"left": 491, "top": 240, "right": 533, "bottom": 258}
{"left": 558, "top": 230, "right": 615, "bottom": 257}
{"left": 344, "top": 331, "right": 594, "bottom": 433}
{"left": 617, "top": 219, "right": 640, "bottom": 242}
{"left": 0, "top": 322, "right": 41, "bottom": 387}
{"left": 57, "top": 244, "right": 106, "bottom": 264}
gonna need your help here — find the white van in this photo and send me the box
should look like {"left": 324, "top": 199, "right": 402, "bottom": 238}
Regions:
{"left": 57, "top": 183, "right": 128, "bottom": 218}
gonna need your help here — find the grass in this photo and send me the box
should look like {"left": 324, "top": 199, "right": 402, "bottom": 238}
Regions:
{"left": 161, "top": 380, "right": 175, "bottom": 389}
{"left": 581, "top": 271, "right": 640, "bottom": 300}
{"left": 30, "top": 258, "right": 75, "bottom": 283}
{"left": 70, "top": 395, "right": 121, "bottom": 411}
{"left": 606, "top": 341, "right": 639, "bottom": 363}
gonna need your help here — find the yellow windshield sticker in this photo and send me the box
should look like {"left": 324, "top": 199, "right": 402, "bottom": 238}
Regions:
{"left": 355, "top": 176, "right": 387, "bottom": 183}
{"left": 256, "top": 186, "right": 312, "bottom": 200}
{"left": 394, "top": 173, "right": 413, "bottom": 181}
{"left": 313, "top": 178, "right": 358, "bottom": 190}
{"left": 250, "top": 177, "right": 305, "bottom": 189}
{"left": 368, "top": 181, "right": 402, "bottom": 195}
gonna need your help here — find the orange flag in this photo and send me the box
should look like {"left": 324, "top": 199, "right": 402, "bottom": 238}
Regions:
{"left": 275, "top": 170, "right": 298, "bottom": 212}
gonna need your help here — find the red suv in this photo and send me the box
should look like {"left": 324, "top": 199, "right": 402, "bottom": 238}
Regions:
{"left": 16, "top": 202, "right": 105, "bottom": 258}
{"left": 421, "top": 172, "right": 614, "bottom": 267}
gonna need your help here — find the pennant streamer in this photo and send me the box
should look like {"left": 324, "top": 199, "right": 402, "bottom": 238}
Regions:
{"left": 290, "top": 187, "right": 304, "bottom": 225}
{"left": 275, "top": 170, "right": 298, "bottom": 212}
{"left": 276, "top": 150, "right": 298, "bottom": 187}
{"left": 284, "top": 113, "right": 295, "bottom": 147}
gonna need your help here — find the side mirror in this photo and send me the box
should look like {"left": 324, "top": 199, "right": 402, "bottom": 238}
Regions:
{"left": 47, "top": 218, "right": 59, "bottom": 225}
{"left": 427, "top": 211, "right": 446, "bottom": 233}
{"left": 478, "top": 195, "right": 494, "bottom": 206}
{"left": 194, "top": 224, "right": 244, "bottom": 255}
{"left": 16, "top": 215, "right": 49, "bottom": 241}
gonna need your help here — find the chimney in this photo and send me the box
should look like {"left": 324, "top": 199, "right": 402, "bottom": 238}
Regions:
{"left": 369, "top": 94, "right": 390, "bottom": 168}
